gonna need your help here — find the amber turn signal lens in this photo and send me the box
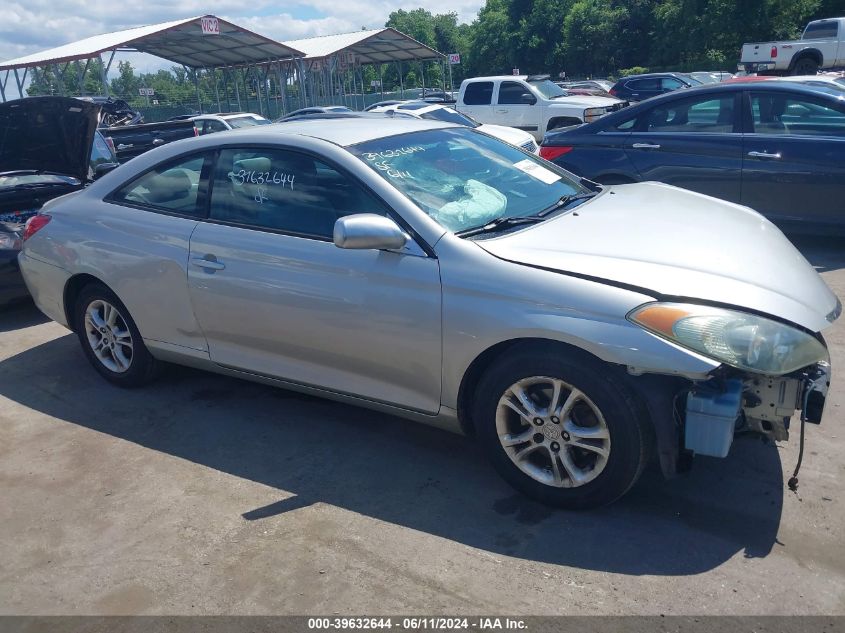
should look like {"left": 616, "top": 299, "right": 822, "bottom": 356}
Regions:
{"left": 629, "top": 304, "right": 691, "bottom": 337}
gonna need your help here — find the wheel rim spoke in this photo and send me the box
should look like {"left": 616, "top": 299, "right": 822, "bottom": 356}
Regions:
{"left": 548, "top": 449, "right": 564, "bottom": 485}
{"left": 511, "top": 385, "right": 539, "bottom": 418}
{"left": 570, "top": 439, "right": 609, "bottom": 459}
{"left": 556, "top": 388, "right": 582, "bottom": 418}
{"left": 559, "top": 448, "right": 587, "bottom": 486}
{"left": 501, "top": 396, "right": 531, "bottom": 421}
{"left": 564, "top": 419, "right": 610, "bottom": 440}
{"left": 500, "top": 427, "right": 534, "bottom": 447}
{"left": 516, "top": 443, "right": 543, "bottom": 463}
{"left": 548, "top": 379, "right": 563, "bottom": 416}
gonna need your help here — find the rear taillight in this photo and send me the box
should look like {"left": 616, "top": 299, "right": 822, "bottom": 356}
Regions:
{"left": 193, "top": 126, "right": 199, "bottom": 136}
{"left": 539, "top": 146, "right": 573, "bottom": 161}
{"left": 609, "top": 87, "right": 618, "bottom": 96}
{"left": 771, "top": 46, "right": 778, "bottom": 58}
{"left": 23, "top": 214, "right": 51, "bottom": 242}
{"left": 105, "top": 136, "right": 116, "bottom": 154}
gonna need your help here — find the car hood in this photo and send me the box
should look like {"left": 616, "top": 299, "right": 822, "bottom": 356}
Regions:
{"left": 478, "top": 123, "right": 535, "bottom": 146}
{"left": 476, "top": 182, "right": 839, "bottom": 333}
{"left": 0, "top": 96, "right": 100, "bottom": 183}
{"left": 549, "top": 95, "right": 622, "bottom": 108}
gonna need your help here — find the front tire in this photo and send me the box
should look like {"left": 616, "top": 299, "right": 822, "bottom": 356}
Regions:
{"left": 474, "top": 347, "right": 649, "bottom": 509}
{"left": 74, "top": 283, "right": 158, "bottom": 387}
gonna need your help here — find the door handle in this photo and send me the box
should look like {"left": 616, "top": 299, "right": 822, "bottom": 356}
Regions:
{"left": 632, "top": 143, "right": 661, "bottom": 149}
{"left": 747, "top": 151, "right": 781, "bottom": 159}
{"left": 152, "top": 138, "right": 165, "bottom": 145}
{"left": 191, "top": 256, "right": 226, "bottom": 271}
{"left": 495, "top": 108, "right": 508, "bottom": 113}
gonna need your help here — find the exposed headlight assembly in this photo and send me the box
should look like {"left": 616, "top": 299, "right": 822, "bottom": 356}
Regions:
{"left": 628, "top": 302, "right": 828, "bottom": 376}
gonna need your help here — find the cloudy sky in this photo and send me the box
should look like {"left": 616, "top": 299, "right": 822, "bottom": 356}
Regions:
{"left": 2, "top": 0, "right": 484, "bottom": 68}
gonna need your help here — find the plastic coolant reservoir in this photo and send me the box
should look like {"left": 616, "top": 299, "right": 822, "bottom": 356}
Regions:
{"left": 685, "top": 379, "right": 744, "bottom": 458}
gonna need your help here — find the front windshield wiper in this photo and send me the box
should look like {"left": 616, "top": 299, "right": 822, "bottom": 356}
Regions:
{"left": 455, "top": 215, "right": 545, "bottom": 238}
{"left": 534, "top": 192, "right": 597, "bottom": 217}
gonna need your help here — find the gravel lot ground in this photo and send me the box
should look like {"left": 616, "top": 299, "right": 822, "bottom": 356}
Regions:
{"left": 1, "top": 235, "right": 844, "bottom": 616}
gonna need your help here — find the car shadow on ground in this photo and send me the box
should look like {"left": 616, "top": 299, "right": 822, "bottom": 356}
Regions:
{"left": 0, "top": 299, "right": 48, "bottom": 333}
{"left": 787, "top": 234, "right": 845, "bottom": 274}
{"left": 0, "top": 333, "right": 786, "bottom": 577}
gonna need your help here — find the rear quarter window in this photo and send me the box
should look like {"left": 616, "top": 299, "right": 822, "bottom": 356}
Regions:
{"left": 803, "top": 21, "right": 839, "bottom": 39}
{"left": 109, "top": 153, "right": 209, "bottom": 217}
{"left": 463, "top": 82, "right": 494, "bottom": 105}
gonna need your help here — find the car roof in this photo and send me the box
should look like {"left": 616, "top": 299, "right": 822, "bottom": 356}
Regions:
{"left": 256, "top": 116, "right": 455, "bottom": 146}
{"left": 617, "top": 72, "right": 689, "bottom": 82}
{"left": 464, "top": 76, "right": 550, "bottom": 82}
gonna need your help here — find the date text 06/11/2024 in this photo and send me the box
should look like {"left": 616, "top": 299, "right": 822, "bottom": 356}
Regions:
{"left": 307, "top": 618, "right": 528, "bottom": 630}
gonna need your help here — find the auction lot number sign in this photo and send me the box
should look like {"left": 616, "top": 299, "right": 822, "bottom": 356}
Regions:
{"left": 201, "top": 17, "right": 220, "bottom": 35}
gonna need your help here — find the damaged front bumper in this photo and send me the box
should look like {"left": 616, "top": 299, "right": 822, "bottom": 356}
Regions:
{"left": 684, "top": 361, "right": 831, "bottom": 458}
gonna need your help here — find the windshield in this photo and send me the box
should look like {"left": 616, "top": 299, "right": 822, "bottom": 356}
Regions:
{"left": 529, "top": 80, "right": 569, "bottom": 99}
{"left": 227, "top": 116, "right": 270, "bottom": 128}
{"left": 419, "top": 108, "right": 479, "bottom": 127}
{"left": 350, "top": 127, "right": 586, "bottom": 234}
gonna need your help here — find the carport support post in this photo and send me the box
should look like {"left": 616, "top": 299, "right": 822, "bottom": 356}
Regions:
{"left": 0, "top": 70, "right": 8, "bottom": 102}
{"left": 213, "top": 68, "right": 221, "bottom": 112}
{"left": 397, "top": 61, "right": 404, "bottom": 98}
{"left": 233, "top": 70, "right": 242, "bottom": 111}
{"left": 187, "top": 66, "right": 202, "bottom": 114}
{"left": 242, "top": 68, "right": 251, "bottom": 112}
{"left": 100, "top": 51, "right": 115, "bottom": 97}
{"left": 77, "top": 59, "right": 90, "bottom": 95}
{"left": 277, "top": 64, "right": 288, "bottom": 116}
{"left": 254, "top": 67, "right": 263, "bottom": 116}
{"left": 263, "top": 65, "right": 272, "bottom": 116}
{"left": 297, "top": 59, "right": 308, "bottom": 108}
{"left": 378, "top": 64, "right": 384, "bottom": 99}
{"left": 13, "top": 68, "right": 26, "bottom": 99}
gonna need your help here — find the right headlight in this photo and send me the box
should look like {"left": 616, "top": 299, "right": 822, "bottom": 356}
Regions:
{"left": 628, "top": 302, "right": 828, "bottom": 376}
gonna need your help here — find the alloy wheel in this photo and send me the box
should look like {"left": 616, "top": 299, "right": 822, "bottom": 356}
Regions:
{"left": 495, "top": 376, "right": 611, "bottom": 488}
{"left": 83, "top": 299, "right": 134, "bottom": 374}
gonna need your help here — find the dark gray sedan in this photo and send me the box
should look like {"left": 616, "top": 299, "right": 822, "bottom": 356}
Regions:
{"left": 541, "top": 82, "right": 845, "bottom": 232}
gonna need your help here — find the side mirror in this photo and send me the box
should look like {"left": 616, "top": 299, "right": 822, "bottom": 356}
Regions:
{"left": 521, "top": 93, "right": 537, "bottom": 105}
{"left": 93, "top": 162, "right": 120, "bottom": 180}
{"left": 333, "top": 214, "right": 409, "bottom": 251}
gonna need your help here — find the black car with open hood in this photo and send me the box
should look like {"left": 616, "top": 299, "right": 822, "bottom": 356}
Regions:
{"left": 0, "top": 96, "right": 107, "bottom": 305}
{"left": 0, "top": 96, "right": 102, "bottom": 225}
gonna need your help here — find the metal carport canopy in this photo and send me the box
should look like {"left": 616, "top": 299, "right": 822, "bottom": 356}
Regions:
{"left": 282, "top": 28, "right": 444, "bottom": 63}
{"left": 0, "top": 15, "right": 304, "bottom": 71}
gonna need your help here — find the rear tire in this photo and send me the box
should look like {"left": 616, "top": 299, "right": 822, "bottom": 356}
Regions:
{"left": 474, "top": 347, "right": 649, "bottom": 509}
{"left": 74, "top": 283, "right": 158, "bottom": 387}
{"left": 791, "top": 57, "right": 819, "bottom": 76}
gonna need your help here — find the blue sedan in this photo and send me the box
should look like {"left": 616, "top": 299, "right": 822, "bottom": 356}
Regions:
{"left": 540, "top": 82, "right": 845, "bottom": 232}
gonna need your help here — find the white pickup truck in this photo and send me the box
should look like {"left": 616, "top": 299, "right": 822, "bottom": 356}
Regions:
{"left": 740, "top": 17, "right": 845, "bottom": 75}
{"left": 454, "top": 75, "right": 626, "bottom": 142}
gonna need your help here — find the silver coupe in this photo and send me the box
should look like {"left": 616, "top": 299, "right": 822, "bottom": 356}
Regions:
{"left": 18, "top": 117, "right": 838, "bottom": 508}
